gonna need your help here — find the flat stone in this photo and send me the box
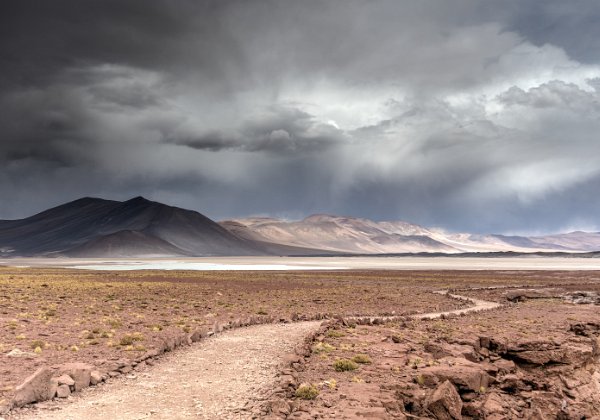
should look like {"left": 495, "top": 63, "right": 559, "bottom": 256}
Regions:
{"left": 421, "top": 358, "right": 491, "bottom": 393}
{"left": 6, "top": 348, "right": 37, "bottom": 359}
{"left": 13, "top": 367, "right": 55, "bottom": 406}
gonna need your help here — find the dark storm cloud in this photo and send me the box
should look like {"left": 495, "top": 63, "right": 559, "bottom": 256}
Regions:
{"left": 167, "top": 106, "right": 345, "bottom": 154}
{"left": 1, "top": 0, "right": 600, "bottom": 233}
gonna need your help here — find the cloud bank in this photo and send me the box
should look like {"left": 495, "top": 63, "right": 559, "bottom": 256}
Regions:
{"left": 1, "top": 0, "right": 599, "bottom": 233}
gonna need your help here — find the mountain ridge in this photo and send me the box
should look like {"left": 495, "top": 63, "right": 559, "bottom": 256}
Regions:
{"left": 1, "top": 196, "right": 600, "bottom": 257}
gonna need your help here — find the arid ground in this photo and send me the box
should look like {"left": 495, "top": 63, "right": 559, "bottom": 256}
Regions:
{"left": 1, "top": 265, "right": 600, "bottom": 418}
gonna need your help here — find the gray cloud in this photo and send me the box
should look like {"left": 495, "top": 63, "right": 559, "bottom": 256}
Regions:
{"left": 1, "top": 0, "right": 600, "bottom": 233}
{"left": 167, "top": 106, "right": 345, "bottom": 154}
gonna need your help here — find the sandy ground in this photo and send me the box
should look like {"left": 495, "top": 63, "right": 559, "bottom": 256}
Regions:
{"left": 2, "top": 256, "right": 600, "bottom": 270}
{"left": 9, "top": 322, "right": 321, "bottom": 420}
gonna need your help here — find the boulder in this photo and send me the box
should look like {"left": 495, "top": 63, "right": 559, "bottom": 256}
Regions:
{"left": 421, "top": 358, "right": 491, "bottom": 393}
{"left": 55, "top": 374, "right": 75, "bottom": 387}
{"left": 189, "top": 328, "right": 204, "bottom": 343}
{"left": 56, "top": 384, "right": 70, "bottom": 398}
{"left": 60, "top": 362, "right": 93, "bottom": 391}
{"left": 90, "top": 370, "right": 103, "bottom": 385}
{"left": 483, "top": 392, "right": 508, "bottom": 417}
{"left": 506, "top": 339, "right": 593, "bottom": 366}
{"left": 427, "top": 380, "right": 463, "bottom": 420}
{"left": 13, "top": 367, "right": 55, "bottom": 406}
{"left": 425, "top": 342, "right": 478, "bottom": 363}
{"left": 492, "top": 359, "right": 516, "bottom": 375}
{"left": 505, "top": 289, "right": 558, "bottom": 302}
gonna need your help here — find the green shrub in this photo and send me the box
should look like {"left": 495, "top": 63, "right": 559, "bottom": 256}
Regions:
{"left": 352, "top": 354, "right": 372, "bottom": 364}
{"left": 30, "top": 339, "right": 45, "bottom": 350}
{"left": 312, "top": 342, "right": 335, "bottom": 354}
{"left": 295, "top": 383, "right": 319, "bottom": 400}
{"left": 333, "top": 359, "right": 359, "bottom": 372}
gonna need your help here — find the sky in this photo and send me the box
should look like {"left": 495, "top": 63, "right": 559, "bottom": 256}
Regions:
{"left": 1, "top": 0, "right": 600, "bottom": 234}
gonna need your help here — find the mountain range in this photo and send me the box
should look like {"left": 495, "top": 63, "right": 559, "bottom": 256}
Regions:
{"left": 1, "top": 196, "right": 599, "bottom": 257}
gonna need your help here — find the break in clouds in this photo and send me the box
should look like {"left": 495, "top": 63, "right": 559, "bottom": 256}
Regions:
{"left": 1, "top": 0, "right": 600, "bottom": 233}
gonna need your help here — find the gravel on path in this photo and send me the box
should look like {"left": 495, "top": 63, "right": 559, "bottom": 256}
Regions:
{"left": 11, "top": 322, "right": 321, "bottom": 420}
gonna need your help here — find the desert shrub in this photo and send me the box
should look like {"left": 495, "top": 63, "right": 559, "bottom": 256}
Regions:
{"left": 295, "top": 383, "right": 319, "bottom": 400}
{"left": 119, "top": 332, "right": 144, "bottom": 346}
{"left": 312, "top": 342, "right": 335, "bottom": 354}
{"left": 326, "top": 329, "right": 345, "bottom": 338}
{"left": 333, "top": 359, "right": 359, "bottom": 372}
{"left": 30, "top": 339, "right": 45, "bottom": 349}
{"left": 352, "top": 354, "right": 372, "bottom": 364}
{"left": 105, "top": 317, "right": 122, "bottom": 328}
{"left": 324, "top": 378, "right": 337, "bottom": 389}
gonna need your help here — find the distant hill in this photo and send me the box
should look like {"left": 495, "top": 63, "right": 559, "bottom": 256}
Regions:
{"left": 0, "top": 196, "right": 319, "bottom": 257}
{"left": 221, "top": 214, "right": 600, "bottom": 254}
{"left": 1, "top": 197, "right": 599, "bottom": 257}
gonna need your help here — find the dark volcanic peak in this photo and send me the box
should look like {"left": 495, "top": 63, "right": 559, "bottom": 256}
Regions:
{"left": 0, "top": 196, "right": 267, "bottom": 257}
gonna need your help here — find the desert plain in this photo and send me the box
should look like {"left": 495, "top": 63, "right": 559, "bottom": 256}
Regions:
{"left": 1, "top": 257, "right": 600, "bottom": 419}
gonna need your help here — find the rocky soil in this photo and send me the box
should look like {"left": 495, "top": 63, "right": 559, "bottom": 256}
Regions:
{"left": 278, "top": 293, "right": 600, "bottom": 419}
{"left": 2, "top": 268, "right": 600, "bottom": 418}
{"left": 0, "top": 267, "right": 470, "bottom": 410}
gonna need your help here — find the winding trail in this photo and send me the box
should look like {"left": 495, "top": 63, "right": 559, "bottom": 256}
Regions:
{"left": 412, "top": 291, "right": 502, "bottom": 320}
{"left": 10, "top": 292, "right": 501, "bottom": 420}
{"left": 11, "top": 322, "right": 321, "bottom": 420}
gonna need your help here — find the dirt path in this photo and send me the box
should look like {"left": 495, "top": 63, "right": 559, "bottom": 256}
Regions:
{"left": 8, "top": 291, "right": 501, "bottom": 420}
{"left": 412, "top": 291, "right": 502, "bottom": 319}
{"left": 346, "top": 291, "right": 502, "bottom": 322}
{"left": 11, "top": 322, "right": 321, "bottom": 420}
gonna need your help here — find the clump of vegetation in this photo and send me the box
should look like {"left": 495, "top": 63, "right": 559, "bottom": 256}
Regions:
{"left": 408, "top": 357, "right": 422, "bottom": 369}
{"left": 352, "top": 354, "right": 372, "bottom": 364}
{"left": 324, "top": 378, "right": 337, "bottom": 389}
{"left": 326, "top": 329, "right": 345, "bottom": 338}
{"left": 30, "top": 339, "right": 45, "bottom": 350}
{"left": 295, "top": 383, "right": 319, "bottom": 400}
{"left": 312, "top": 342, "right": 335, "bottom": 354}
{"left": 119, "top": 332, "right": 144, "bottom": 346}
{"left": 105, "top": 317, "right": 122, "bottom": 329}
{"left": 333, "top": 359, "right": 359, "bottom": 372}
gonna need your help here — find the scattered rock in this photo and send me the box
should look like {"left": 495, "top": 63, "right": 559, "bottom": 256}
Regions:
{"left": 56, "top": 384, "right": 70, "bottom": 398}
{"left": 506, "top": 338, "right": 594, "bottom": 366}
{"left": 6, "top": 348, "right": 37, "bottom": 358}
{"left": 55, "top": 374, "right": 75, "bottom": 387}
{"left": 13, "top": 367, "right": 55, "bottom": 406}
{"left": 427, "top": 380, "right": 462, "bottom": 420}
{"left": 421, "top": 358, "right": 491, "bottom": 393}
{"left": 425, "top": 342, "right": 478, "bottom": 363}
{"left": 482, "top": 392, "right": 507, "bottom": 416}
{"left": 60, "top": 362, "right": 93, "bottom": 392}
{"left": 90, "top": 370, "right": 103, "bottom": 385}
